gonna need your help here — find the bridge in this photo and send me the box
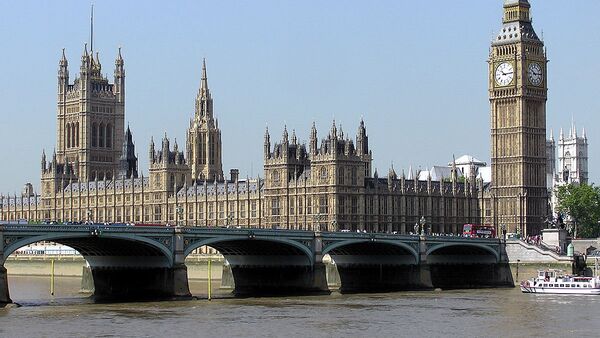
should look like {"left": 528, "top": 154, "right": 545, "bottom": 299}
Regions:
{"left": 0, "top": 224, "right": 513, "bottom": 305}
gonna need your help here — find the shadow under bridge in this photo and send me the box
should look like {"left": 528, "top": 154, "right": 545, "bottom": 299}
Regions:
{"left": 1, "top": 226, "right": 185, "bottom": 302}
{"left": 183, "top": 231, "right": 328, "bottom": 296}
{"left": 426, "top": 241, "right": 513, "bottom": 289}
{"left": 323, "top": 238, "right": 422, "bottom": 293}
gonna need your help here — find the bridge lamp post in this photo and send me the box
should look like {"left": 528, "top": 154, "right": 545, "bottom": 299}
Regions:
{"left": 501, "top": 224, "right": 506, "bottom": 243}
{"left": 419, "top": 216, "right": 426, "bottom": 236}
{"left": 86, "top": 208, "right": 92, "bottom": 224}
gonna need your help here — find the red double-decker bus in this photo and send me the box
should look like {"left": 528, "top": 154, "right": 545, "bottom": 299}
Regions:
{"left": 463, "top": 224, "right": 496, "bottom": 238}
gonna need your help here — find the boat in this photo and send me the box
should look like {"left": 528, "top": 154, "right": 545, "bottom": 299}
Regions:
{"left": 520, "top": 269, "right": 600, "bottom": 294}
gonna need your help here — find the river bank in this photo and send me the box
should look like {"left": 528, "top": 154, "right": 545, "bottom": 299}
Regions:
{"left": 6, "top": 255, "right": 579, "bottom": 287}
{"left": 4, "top": 255, "right": 226, "bottom": 280}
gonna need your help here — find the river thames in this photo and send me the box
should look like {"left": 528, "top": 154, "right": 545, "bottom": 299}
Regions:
{"left": 1, "top": 276, "right": 599, "bottom": 337}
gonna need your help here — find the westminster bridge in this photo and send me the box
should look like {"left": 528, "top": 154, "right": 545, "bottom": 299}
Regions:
{"left": 0, "top": 224, "right": 513, "bottom": 305}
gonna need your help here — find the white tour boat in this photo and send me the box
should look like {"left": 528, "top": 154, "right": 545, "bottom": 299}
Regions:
{"left": 520, "top": 269, "right": 600, "bottom": 294}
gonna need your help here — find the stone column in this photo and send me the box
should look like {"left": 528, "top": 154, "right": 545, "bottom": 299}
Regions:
{"left": 0, "top": 226, "right": 11, "bottom": 305}
{"left": 416, "top": 235, "right": 433, "bottom": 289}
{"left": 172, "top": 227, "right": 191, "bottom": 298}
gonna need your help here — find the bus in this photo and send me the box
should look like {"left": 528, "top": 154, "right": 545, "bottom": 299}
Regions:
{"left": 463, "top": 224, "right": 496, "bottom": 238}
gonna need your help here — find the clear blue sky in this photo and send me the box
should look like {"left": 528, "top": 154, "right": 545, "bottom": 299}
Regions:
{"left": 0, "top": 0, "right": 598, "bottom": 194}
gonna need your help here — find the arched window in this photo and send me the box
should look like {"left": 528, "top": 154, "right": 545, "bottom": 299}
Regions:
{"left": 92, "top": 123, "right": 98, "bottom": 147}
{"left": 71, "top": 123, "right": 76, "bottom": 148}
{"left": 75, "top": 122, "right": 79, "bottom": 147}
{"left": 106, "top": 123, "right": 112, "bottom": 149}
{"left": 99, "top": 123, "right": 105, "bottom": 147}
{"left": 66, "top": 124, "right": 71, "bottom": 148}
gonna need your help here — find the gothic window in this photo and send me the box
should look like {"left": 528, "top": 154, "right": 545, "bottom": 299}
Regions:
{"left": 92, "top": 123, "right": 98, "bottom": 147}
{"left": 271, "top": 198, "right": 280, "bottom": 216}
{"left": 272, "top": 170, "right": 280, "bottom": 184}
{"left": 66, "top": 124, "right": 71, "bottom": 148}
{"left": 240, "top": 203, "right": 246, "bottom": 218}
{"left": 320, "top": 167, "right": 328, "bottom": 182}
{"left": 71, "top": 123, "right": 76, "bottom": 149}
{"left": 338, "top": 167, "right": 345, "bottom": 185}
{"left": 75, "top": 122, "right": 79, "bottom": 147}
{"left": 338, "top": 196, "right": 345, "bottom": 214}
{"left": 99, "top": 123, "right": 105, "bottom": 147}
{"left": 351, "top": 196, "right": 358, "bottom": 214}
{"left": 298, "top": 198, "right": 303, "bottom": 215}
{"left": 319, "top": 196, "right": 328, "bottom": 214}
{"left": 251, "top": 201, "right": 257, "bottom": 218}
{"left": 209, "top": 204, "right": 214, "bottom": 219}
{"left": 351, "top": 167, "right": 358, "bottom": 185}
{"left": 106, "top": 123, "right": 112, "bottom": 149}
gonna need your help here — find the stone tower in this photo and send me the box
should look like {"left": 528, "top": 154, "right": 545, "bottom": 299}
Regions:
{"left": 55, "top": 45, "right": 125, "bottom": 182}
{"left": 489, "top": 0, "right": 548, "bottom": 236}
{"left": 186, "top": 60, "right": 224, "bottom": 182}
{"left": 557, "top": 124, "right": 588, "bottom": 185}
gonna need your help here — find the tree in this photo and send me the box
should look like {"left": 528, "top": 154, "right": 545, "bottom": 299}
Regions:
{"left": 556, "top": 183, "right": 600, "bottom": 238}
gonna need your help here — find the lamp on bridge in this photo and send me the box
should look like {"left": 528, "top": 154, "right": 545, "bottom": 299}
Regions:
{"left": 501, "top": 224, "right": 506, "bottom": 243}
{"left": 419, "top": 216, "right": 426, "bottom": 236}
{"left": 86, "top": 209, "right": 92, "bottom": 224}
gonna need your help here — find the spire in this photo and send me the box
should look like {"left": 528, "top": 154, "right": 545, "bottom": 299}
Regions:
{"left": 330, "top": 120, "right": 337, "bottom": 139}
{"left": 549, "top": 129, "right": 554, "bottom": 141}
{"left": 41, "top": 150, "right": 46, "bottom": 171}
{"left": 582, "top": 127, "right": 587, "bottom": 140}
{"left": 291, "top": 129, "right": 297, "bottom": 145}
{"left": 60, "top": 48, "right": 68, "bottom": 66}
{"left": 90, "top": 4, "right": 94, "bottom": 53}
{"left": 201, "top": 58, "right": 208, "bottom": 91}
{"left": 309, "top": 121, "right": 318, "bottom": 155}
{"left": 282, "top": 125, "right": 289, "bottom": 143}
{"left": 559, "top": 127, "right": 564, "bottom": 140}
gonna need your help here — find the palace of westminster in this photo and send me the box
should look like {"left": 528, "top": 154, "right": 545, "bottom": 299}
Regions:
{"left": 0, "top": 1, "right": 590, "bottom": 236}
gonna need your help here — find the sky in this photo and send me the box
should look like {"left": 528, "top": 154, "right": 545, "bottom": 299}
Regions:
{"left": 0, "top": 0, "right": 598, "bottom": 194}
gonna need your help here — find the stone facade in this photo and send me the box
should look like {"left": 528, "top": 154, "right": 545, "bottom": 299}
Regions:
{"left": 0, "top": 45, "right": 480, "bottom": 233}
{"left": 488, "top": 0, "right": 549, "bottom": 236}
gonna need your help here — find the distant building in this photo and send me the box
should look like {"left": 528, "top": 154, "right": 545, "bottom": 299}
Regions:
{"left": 546, "top": 123, "right": 589, "bottom": 214}
{"left": 0, "top": 46, "right": 480, "bottom": 234}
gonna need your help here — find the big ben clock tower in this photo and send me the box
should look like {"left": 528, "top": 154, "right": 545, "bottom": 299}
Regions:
{"left": 490, "top": 0, "right": 548, "bottom": 236}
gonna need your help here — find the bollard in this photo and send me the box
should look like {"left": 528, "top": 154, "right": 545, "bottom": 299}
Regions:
{"left": 50, "top": 259, "right": 55, "bottom": 296}
{"left": 207, "top": 259, "right": 212, "bottom": 301}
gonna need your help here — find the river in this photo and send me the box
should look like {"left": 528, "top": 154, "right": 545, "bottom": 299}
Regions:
{"left": 1, "top": 276, "right": 599, "bottom": 337}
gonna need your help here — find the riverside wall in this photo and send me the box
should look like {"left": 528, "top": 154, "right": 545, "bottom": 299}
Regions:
{"left": 5, "top": 255, "right": 225, "bottom": 280}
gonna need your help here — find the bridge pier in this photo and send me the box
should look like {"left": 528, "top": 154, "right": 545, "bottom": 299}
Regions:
{"left": 91, "top": 264, "right": 191, "bottom": 301}
{"left": 230, "top": 262, "right": 329, "bottom": 296}
{"left": 0, "top": 266, "right": 11, "bottom": 306}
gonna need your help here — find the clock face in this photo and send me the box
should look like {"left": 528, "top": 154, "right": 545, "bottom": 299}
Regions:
{"left": 527, "top": 62, "right": 543, "bottom": 86}
{"left": 495, "top": 62, "right": 514, "bottom": 86}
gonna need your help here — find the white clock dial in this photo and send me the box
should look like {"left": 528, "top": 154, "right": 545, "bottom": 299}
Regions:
{"left": 527, "top": 62, "right": 543, "bottom": 86}
{"left": 495, "top": 62, "right": 514, "bottom": 86}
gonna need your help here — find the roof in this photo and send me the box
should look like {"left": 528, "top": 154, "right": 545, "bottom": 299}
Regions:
{"left": 452, "top": 155, "right": 487, "bottom": 166}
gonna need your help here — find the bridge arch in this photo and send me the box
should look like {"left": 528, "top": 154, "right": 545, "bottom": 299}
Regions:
{"left": 184, "top": 236, "right": 314, "bottom": 265}
{"left": 2, "top": 233, "right": 173, "bottom": 266}
{"left": 323, "top": 239, "right": 419, "bottom": 263}
{"left": 425, "top": 242, "right": 500, "bottom": 263}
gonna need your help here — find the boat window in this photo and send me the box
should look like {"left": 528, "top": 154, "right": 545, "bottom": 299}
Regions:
{"left": 584, "top": 285, "right": 588, "bottom": 288}
{"left": 565, "top": 284, "right": 570, "bottom": 287}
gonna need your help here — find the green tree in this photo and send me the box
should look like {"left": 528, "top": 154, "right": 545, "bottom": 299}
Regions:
{"left": 556, "top": 183, "right": 600, "bottom": 238}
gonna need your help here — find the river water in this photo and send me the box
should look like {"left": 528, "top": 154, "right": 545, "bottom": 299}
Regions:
{"left": 1, "top": 276, "right": 599, "bottom": 337}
